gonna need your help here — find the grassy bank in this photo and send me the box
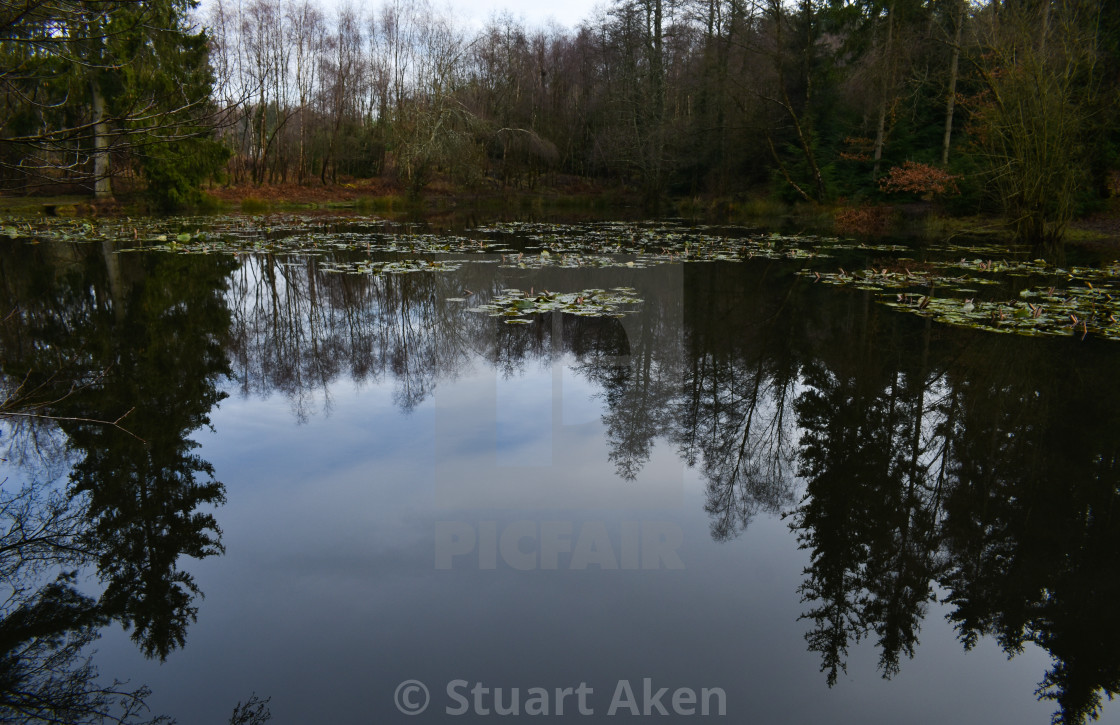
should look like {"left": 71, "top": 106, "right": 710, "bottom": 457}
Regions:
{"left": 3, "top": 177, "right": 1118, "bottom": 253}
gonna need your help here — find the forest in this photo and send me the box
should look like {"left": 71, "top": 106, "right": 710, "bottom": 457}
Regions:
{"left": 1, "top": 0, "right": 1118, "bottom": 249}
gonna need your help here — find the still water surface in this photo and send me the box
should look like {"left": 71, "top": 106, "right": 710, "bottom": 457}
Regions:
{"left": 2, "top": 216, "right": 1118, "bottom": 724}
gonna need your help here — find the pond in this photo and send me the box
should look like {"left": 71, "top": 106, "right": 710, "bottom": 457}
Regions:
{"left": 2, "top": 214, "right": 1119, "bottom": 724}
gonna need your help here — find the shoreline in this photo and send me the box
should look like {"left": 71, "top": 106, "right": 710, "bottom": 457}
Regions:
{"left": 2, "top": 180, "right": 1118, "bottom": 252}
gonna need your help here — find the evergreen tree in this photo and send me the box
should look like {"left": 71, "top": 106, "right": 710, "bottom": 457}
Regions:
{"left": 0, "top": 0, "right": 226, "bottom": 204}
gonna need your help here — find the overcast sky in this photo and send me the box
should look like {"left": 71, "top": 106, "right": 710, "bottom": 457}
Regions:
{"left": 196, "top": 0, "right": 605, "bottom": 32}
{"left": 450, "top": 0, "right": 603, "bottom": 30}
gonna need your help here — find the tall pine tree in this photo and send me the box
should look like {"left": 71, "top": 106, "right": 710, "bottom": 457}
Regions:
{"left": 0, "top": 0, "right": 226, "bottom": 205}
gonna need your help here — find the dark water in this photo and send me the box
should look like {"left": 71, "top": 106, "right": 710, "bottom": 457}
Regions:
{"left": 2, "top": 222, "right": 1119, "bottom": 724}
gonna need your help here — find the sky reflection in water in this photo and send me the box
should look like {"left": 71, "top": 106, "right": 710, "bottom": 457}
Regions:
{"left": 2, "top": 222, "right": 1118, "bottom": 724}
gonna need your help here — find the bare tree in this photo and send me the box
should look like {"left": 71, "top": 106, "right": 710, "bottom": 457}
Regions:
{"left": 288, "top": 0, "right": 325, "bottom": 183}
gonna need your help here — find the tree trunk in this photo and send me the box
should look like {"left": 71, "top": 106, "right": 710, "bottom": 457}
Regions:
{"left": 643, "top": 0, "right": 666, "bottom": 206}
{"left": 871, "top": 0, "right": 896, "bottom": 178}
{"left": 90, "top": 77, "right": 112, "bottom": 199}
{"left": 941, "top": 0, "right": 963, "bottom": 166}
{"left": 872, "top": 98, "right": 888, "bottom": 178}
{"left": 101, "top": 240, "right": 126, "bottom": 321}
{"left": 298, "top": 106, "right": 306, "bottom": 184}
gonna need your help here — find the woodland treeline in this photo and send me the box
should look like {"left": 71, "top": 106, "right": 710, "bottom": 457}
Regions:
{"left": 2, "top": 0, "right": 1118, "bottom": 247}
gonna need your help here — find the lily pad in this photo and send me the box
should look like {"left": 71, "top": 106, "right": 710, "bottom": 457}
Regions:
{"left": 470, "top": 287, "right": 643, "bottom": 322}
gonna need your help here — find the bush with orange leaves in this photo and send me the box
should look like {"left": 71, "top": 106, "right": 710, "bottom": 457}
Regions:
{"left": 879, "top": 161, "right": 959, "bottom": 198}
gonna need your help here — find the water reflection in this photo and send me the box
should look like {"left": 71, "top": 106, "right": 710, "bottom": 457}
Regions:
{"left": 778, "top": 278, "right": 1120, "bottom": 724}
{"left": 2, "top": 239, "right": 1118, "bottom": 723}
{"left": 1, "top": 241, "right": 233, "bottom": 721}
{"left": 225, "top": 254, "right": 488, "bottom": 417}
{"left": 62, "top": 249, "right": 231, "bottom": 662}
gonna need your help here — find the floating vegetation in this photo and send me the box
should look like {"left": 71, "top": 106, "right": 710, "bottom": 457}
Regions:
{"left": 801, "top": 266, "right": 1002, "bottom": 295}
{"left": 5, "top": 215, "right": 848, "bottom": 265}
{"left": 0, "top": 217, "right": 110, "bottom": 242}
{"left": 486, "top": 222, "right": 846, "bottom": 268}
{"left": 882, "top": 290, "right": 1119, "bottom": 340}
{"left": 318, "top": 259, "right": 464, "bottom": 275}
{"left": 802, "top": 260, "right": 1120, "bottom": 341}
{"left": 5, "top": 213, "right": 1120, "bottom": 341}
{"left": 468, "top": 288, "right": 642, "bottom": 323}
{"left": 122, "top": 229, "right": 512, "bottom": 257}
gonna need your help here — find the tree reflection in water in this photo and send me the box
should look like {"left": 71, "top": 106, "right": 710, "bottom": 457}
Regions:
{"left": 2, "top": 240, "right": 1118, "bottom": 724}
{"left": 1, "top": 240, "right": 234, "bottom": 719}
{"left": 222, "top": 251, "right": 1120, "bottom": 722}
{"left": 777, "top": 276, "right": 1120, "bottom": 725}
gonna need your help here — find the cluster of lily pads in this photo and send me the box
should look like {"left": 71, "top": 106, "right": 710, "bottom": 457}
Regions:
{"left": 464, "top": 287, "right": 643, "bottom": 324}
{"left": 318, "top": 258, "right": 465, "bottom": 275}
{"left": 5, "top": 213, "right": 1120, "bottom": 339}
{"left": 4, "top": 218, "right": 117, "bottom": 242}
{"left": 484, "top": 221, "right": 868, "bottom": 269}
{"left": 3, "top": 215, "right": 234, "bottom": 244}
{"left": 118, "top": 218, "right": 849, "bottom": 269}
{"left": 878, "top": 292, "right": 1112, "bottom": 339}
{"left": 800, "top": 260, "right": 1120, "bottom": 340}
{"left": 124, "top": 229, "right": 516, "bottom": 257}
{"left": 5, "top": 215, "right": 886, "bottom": 269}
